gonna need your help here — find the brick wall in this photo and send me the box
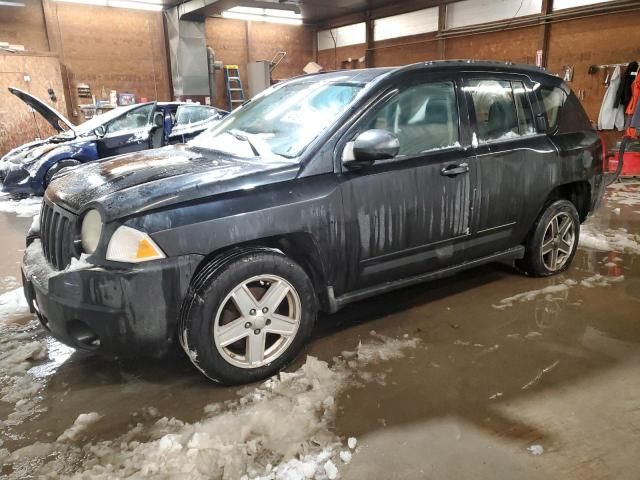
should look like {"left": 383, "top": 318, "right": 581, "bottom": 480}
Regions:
{"left": 205, "top": 18, "right": 314, "bottom": 110}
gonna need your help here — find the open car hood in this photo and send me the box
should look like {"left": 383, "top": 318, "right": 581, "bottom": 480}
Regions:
{"left": 9, "top": 87, "right": 75, "bottom": 134}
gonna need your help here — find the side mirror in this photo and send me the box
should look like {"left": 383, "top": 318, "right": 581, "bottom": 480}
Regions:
{"left": 94, "top": 125, "right": 106, "bottom": 138}
{"left": 153, "top": 112, "right": 164, "bottom": 129}
{"left": 343, "top": 129, "right": 400, "bottom": 169}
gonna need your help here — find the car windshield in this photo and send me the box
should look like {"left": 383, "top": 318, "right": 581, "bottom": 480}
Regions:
{"left": 189, "top": 79, "right": 364, "bottom": 160}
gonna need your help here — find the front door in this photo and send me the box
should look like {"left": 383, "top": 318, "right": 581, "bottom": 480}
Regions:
{"left": 340, "top": 73, "right": 473, "bottom": 290}
{"left": 97, "top": 103, "right": 156, "bottom": 157}
{"left": 462, "top": 75, "right": 558, "bottom": 258}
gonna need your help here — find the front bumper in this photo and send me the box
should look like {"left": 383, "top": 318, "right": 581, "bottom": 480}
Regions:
{"left": 21, "top": 240, "right": 203, "bottom": 358}
{"left": 1, "top": 164, "right": 39, "bottom": 196}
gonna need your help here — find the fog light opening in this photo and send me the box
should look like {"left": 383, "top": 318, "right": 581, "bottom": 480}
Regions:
{"left": 68, "top": 320, "right": 100, "bottom": 350}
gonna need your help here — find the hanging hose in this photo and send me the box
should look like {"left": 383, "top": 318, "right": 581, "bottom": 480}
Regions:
{"left": 605, "top": 135, "right": 629, "bottom": 186}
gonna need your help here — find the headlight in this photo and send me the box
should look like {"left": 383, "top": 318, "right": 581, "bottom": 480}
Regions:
{"left": 106, "top": 226, "right": 166, "bottom": 263}
{"left": 80, "top": 209, "right": 103, "bottom": 254}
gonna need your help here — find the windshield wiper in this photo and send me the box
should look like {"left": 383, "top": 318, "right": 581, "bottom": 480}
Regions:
{"left": 227, "top": 129, "right": 260, "bottom": 157}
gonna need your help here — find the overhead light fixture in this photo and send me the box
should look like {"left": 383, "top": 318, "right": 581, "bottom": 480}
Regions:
{"left": 0, "top": 1, "right": 25, "bottom": 6}
{"left": 222, "top": 6, "right": 303, "bottom": 25}
{"left": 54, "top": 0, "right": 163, "bottom": 11}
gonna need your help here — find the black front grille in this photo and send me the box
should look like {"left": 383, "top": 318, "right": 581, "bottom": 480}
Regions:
{"left": 40, "top": 200, "right": 78, "bottom": 270}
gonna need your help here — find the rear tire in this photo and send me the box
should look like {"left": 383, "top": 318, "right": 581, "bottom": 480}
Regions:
{"left": 179, "top": 248, "right": 317, "bottom": 385}
{"left": 516, "top": 199, "right": 580, "bottom": 277}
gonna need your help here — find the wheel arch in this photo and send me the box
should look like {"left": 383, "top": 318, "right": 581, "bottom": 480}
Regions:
{"left": 543, "top": 180, "right": 591, "bottom": 223}
{"left": 189, "top": 233, "right": 332, "bottom": 313}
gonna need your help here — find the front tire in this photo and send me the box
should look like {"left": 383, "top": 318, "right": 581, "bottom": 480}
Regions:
{"left": 180, "top": 248, "right": 317, "bottom": 384}
{"left": 516, "top": 199, "right": 580, "bottom": 277}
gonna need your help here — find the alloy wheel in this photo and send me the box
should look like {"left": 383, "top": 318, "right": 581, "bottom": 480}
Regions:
{"left": 213, "top": 274, "right": 301, "bottom": 369}
{"left": 541, "top": 212, "right": 575, "bottom": 271}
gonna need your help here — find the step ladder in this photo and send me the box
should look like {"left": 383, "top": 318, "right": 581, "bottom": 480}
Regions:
{"left": 224, "top": 65, "right": 245, "bottom": 110}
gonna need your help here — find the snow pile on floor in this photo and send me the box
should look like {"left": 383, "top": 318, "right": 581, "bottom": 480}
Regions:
{"left": 0, "top": 324, "right": 48, "bottom": 434}
{"left": 0, "top": 194, "right": 41, "bottom": 218}
{"left": 607, "top": 182, "right": 640, "bottom": 207}
{"left": 57, "top": 413, "right": 103, "bottom": 442}
{"left": 493, "top": 274, "right": 623, "bottom": 310}
{"left": 579, "top": 224, "right": 640, "bottom": 255}
{"left": 10, "top": 332, "right": 420, "bottom": 480}
{"left": 0, "top": 287, "right": 30, "bottom": 323}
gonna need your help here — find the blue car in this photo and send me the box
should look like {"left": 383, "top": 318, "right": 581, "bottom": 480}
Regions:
{"left": 0, "top": 87, "right": 227, "bottom": 196}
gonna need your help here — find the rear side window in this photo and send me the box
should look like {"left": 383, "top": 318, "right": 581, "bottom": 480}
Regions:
{"left": 366, "top": 81, "right": 460, "bottom": 156}
{"left": 540, "top": 87, "right": 566, "bottom": 131}
{"left": 467, "top": 79, "right": 519, "bottom": 143}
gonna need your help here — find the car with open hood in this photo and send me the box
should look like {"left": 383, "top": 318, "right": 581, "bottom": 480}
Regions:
{"left": 21, "top": 61, "right": 605, "bottom": 385}
{"left": 0, "top": 88, "right": 227, "bottom": 196}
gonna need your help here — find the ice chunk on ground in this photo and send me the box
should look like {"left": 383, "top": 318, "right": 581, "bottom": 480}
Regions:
{"left": 339, "top": 451, "right": 352, "bottom": 464}
{"left": 57, "top": 412, "right": 103, "bottom": 442}
{"left": 527, "top": 444, "right": 544, "bottom": 455}
{"left": 579, "top": 223, "right": 640, "bottom": 254}
{"left": 0, "top": 194, "right": 42, "bottom": 217}
{"left": 347, "top": 437, "right": 357, "bottom": 450}
{"left": 0, "top": 287, "right": 30, "bottom": 323}
{"left": 324, "top": 460, "right": 338, "bottom": 479}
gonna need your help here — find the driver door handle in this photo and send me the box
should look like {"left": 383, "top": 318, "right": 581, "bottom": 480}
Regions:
{"left": 440, "top": 163, "right": 469, "bottom": 177}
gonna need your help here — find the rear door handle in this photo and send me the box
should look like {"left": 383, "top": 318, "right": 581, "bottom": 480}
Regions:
{"left": 440, "top": 163, "right": 469, "bottom": 177}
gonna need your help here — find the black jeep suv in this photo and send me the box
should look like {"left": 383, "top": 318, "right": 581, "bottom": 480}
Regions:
{"left": 22, "top": 61, "right": 604, "bottom": 384}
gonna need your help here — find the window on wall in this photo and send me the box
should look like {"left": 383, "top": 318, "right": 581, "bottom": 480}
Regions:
{"left": 317, "top": 23, "right": 366, "bottom": 51}
{"left": 447, "top": 0, "right": 543, "bottom": 29}
{"left": 553, "top": 0, "right": 615, "bottom": 10}
{"left": 364, "top": 82, "right": 459, "bottom": 156}
{"left": 373, "top": 8, "right": 439, "bottom": 41}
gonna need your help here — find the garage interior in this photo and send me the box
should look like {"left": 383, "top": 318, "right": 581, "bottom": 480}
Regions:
{"left": 1, "top": 0, "right": 640, "bottom": 478}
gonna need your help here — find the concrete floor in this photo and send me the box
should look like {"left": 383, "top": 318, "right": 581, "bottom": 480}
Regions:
{"left": 0, "top": 182, "right": 639, "bottom": 479}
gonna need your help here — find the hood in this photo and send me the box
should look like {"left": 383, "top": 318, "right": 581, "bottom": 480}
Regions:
{"left": 47, "top": 145, "right": 300, "bottom": 221}
{"left": 9, "top": 87, "right": 75, "bottom": 134}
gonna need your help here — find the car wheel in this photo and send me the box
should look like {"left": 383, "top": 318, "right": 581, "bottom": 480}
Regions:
{"left": 179, "top": 248, "right": 317, "bottom": 384}
{"left": 44, "top": 159, "right": 80, "bottom": 188}
{"left": 516, "top": 199, "right": 580, "bottom": 277}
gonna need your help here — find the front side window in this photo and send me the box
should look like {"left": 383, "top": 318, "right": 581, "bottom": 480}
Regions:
{"left": 190, "top": 80, "right": 363, "bottom": 160}
{"left": 467, "top": 79, "right": 519, "bottom": 143}
{"left": 365, "top": 81, "right": 459, "bottom": 156}
{"left": 107, "top": 104, "right": 154, "bottom": 134}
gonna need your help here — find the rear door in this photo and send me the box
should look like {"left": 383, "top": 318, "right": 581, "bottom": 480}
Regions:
{"left": 462, "top": 74, "right": 557, "bottom": 258}
{"left": 340, "top": 72, "right": 474, "bottom": 290}
{"left": 97, "top": 103, "right": 155, "bottom": 157}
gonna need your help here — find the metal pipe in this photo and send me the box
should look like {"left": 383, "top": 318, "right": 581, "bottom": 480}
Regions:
{"left": 207, "top": 46, "right": 216, "bottom": 104}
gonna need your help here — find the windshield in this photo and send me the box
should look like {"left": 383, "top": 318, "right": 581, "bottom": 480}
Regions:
{"left": 189, "top": 79, "right": 363, "bottom": 160}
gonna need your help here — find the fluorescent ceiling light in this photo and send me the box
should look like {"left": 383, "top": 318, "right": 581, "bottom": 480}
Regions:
{"left": 0, "top": 1, "right": 25, "bottom": 6}
{"left": 222, "top": 5, "right": 303, "bottom": 25}
{"left": 54, "top": 0, "right": 163, "bottom": 11}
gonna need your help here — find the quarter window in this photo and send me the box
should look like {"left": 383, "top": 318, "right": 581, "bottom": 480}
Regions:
{"left": 366, "top": 81, "right": 459, "bottom": 156}
{"left": 540, "top": 86, "right": 566, "bottom": 131}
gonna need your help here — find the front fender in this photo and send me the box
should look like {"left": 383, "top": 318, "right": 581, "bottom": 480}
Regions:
{"left": 29, "top": 141, "right": 98, "bottom": 193}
